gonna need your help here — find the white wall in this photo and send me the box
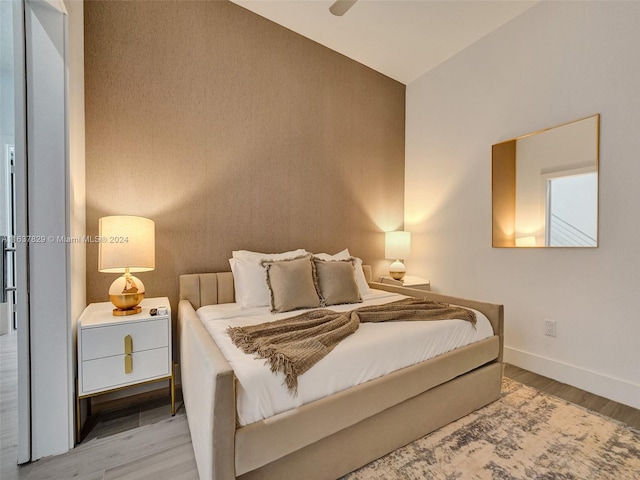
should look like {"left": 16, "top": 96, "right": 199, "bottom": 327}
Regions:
{"left": 0, "top": 0, "right": 15, "bottom": 336}
{"left": 1, "top": 0, "right": 14, "bottom": 244}
{"left": 0, "top": 0, "right": 14, "bottom": 146}
{"left": 405, "top": 1, "right": 640, "bottom": 409}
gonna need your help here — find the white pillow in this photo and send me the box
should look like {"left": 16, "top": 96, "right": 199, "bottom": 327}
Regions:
{"left": 352, "top": 257, "right": 372, "bottom": 296}
{"left": 311, "top": 249, "right": 371, "bottom": 296}
{"left": 312, "top": 248, "right": 351, "bottom": 261}
{"left": 229, "top": 257, "right": 268, "bottom": 308}
{"left": 230, "top": 249, "right": 308, "bottom": 308}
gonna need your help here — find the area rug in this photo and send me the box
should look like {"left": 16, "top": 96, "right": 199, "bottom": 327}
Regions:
{"left": 343, "top": 378, "right": 640, "bottom": 479}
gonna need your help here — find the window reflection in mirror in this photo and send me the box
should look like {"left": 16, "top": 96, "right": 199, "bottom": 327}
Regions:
{"left": 492, "top": 114, "right": 599, "bottom": 248}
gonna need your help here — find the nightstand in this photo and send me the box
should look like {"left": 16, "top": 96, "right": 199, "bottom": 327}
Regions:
{"left": 76, "top": 297, "right": 174, "bottom": 441}
{"left": 379, "top": 275, "right": 431, "bottom": 291}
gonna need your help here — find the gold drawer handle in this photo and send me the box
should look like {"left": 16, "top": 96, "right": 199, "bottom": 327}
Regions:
{"left": 125, "top": 354, "right": 132, "bottom": 374}
{"left": 124, "top": 334, "right": 133, "bottom": 355}
{"left": 124, "top": 335, "right": 133, "bottom": 374}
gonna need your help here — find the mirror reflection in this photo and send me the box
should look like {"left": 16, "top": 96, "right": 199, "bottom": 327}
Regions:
{"left": 492, "top": 114, "right": 599, "bottom": 248}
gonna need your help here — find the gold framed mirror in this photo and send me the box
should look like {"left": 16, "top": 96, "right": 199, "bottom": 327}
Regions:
{"left": 492, "top": 114, "right": 599, "bottom": 248}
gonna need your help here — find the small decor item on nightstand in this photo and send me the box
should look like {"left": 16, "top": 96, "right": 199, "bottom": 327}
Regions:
{"left": 98, "top": 215, "right": 155, "bottom": 316}
{"left": 385, "top": 230, "right": 411, "bottom": 280}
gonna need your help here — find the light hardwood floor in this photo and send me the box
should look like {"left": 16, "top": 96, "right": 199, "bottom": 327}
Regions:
{"left": 1, "top": 331, "right": 19, "bottom": 478}
{"left": 1, "top": 332, "right": 639, "bottom": 479}
{"left": 0, "top": 332, "right": 196, "bottom": 480}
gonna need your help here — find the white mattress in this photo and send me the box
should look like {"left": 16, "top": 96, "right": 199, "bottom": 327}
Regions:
{"left": 197, "top": 289, "right": 494, "bottom": 426}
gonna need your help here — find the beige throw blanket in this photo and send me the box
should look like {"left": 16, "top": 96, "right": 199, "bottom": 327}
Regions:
{"left": 227, "top": 299, "right": 476, "bottom": 394}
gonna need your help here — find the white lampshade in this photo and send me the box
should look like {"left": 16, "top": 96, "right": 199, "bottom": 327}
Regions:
{"left": 99, "top": 216, "right": 155, "bottom": 273}
{"left": 385, "top": 231, "right": 411, "bottom": 260}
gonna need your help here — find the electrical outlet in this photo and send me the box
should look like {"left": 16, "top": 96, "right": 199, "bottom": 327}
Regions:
{"left": 545, "top": 319, "right": 556, "bottom": 337}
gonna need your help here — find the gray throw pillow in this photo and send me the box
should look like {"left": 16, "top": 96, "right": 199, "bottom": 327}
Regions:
{"left": 262, "top": 255, "right": 321, "bottom": 313}
{"left": 313, "top": 258, "right": 362, "bottom": 307}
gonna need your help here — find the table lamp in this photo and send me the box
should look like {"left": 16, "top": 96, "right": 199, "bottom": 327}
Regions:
{"left": 98, "top": 215, "right": 155, "bottom": 316}
{"left": 385, "top": 231, "right": 411, "bottom": 280}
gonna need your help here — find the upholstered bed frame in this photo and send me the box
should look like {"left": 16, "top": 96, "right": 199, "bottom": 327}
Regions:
{"left": 178, "top": 266, "right": 504, "bottom": 480}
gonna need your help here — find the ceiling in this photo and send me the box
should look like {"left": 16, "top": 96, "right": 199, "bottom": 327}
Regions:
{"left": 230, "top": 0, "right": 537, "bottom": 85}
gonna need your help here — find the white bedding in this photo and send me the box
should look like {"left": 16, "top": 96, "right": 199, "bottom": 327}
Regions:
{"left": 197, "top": 289, "right": 494, "bottom": 426}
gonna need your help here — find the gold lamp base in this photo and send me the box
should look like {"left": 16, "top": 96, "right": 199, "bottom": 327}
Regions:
{"left": 108, "top": 272, "right": 145, "bottom": 316}
{"left": 109, "top": 293, "right": 144, "bottom": 316}
{"left": 389, "top": 259, "right": 406, "bottom": 280}
{"left": 111, "top": 304, "right": 142, "bottom": 316}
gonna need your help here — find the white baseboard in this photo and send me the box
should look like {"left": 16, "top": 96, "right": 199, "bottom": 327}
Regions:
{"left": 504, "top": 347, "right": 640, "bottom": 410}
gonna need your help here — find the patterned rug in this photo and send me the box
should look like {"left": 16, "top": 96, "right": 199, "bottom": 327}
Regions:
{"left": 343, "top": 378, "right": 640, "bottom": 479}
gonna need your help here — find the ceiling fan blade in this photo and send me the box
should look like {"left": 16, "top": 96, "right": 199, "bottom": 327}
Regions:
{"left": 329, "top": 0, "right": 358, "bottom": 17}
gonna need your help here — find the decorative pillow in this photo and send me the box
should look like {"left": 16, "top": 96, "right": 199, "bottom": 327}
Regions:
{"left": 229, "top": 249, "right": 307, "bottom": 308}
{"left": 310, "top": 249, "right": 371, "bottom": 296}
{"left": 262, "top": 255, "right": 321, "bottom": 313}
{"left": 313, "top": 258, "right": 362, "bottom": 306}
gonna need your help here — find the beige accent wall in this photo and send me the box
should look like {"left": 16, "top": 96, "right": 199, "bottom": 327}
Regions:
{"left": 84, "top": 1, "right": 405, "bottom": 310}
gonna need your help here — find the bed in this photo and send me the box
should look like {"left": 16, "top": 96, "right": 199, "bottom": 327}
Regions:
{"left": 178, "top": 261, "right": 503, "bottom": 480}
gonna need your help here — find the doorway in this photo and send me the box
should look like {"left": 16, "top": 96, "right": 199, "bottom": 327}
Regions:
{"left": 1, "top": 0, "right": 31, "bottom": 467}
{"left": 3, "top": 0, "right": 80, "bottom": 466}
{"left": 546, "top": 172, "right": 598, "bottom": 247}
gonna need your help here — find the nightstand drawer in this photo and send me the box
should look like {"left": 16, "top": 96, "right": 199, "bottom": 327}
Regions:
{"left": 81, "top": 347, "right": 170, "bottom": 394}
{"left": 81, "top": 318, "right": 169, "bottom": 361}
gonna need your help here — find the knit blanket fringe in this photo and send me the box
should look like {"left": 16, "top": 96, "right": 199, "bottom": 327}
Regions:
{"left": 227, "top": 298, "right": 476, "bottom": 395}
